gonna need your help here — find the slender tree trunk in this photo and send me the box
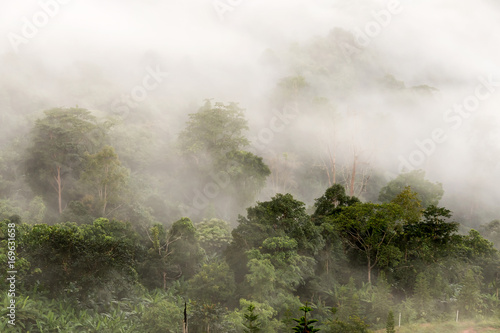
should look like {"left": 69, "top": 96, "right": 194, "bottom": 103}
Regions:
{"left": 103, "top": 183, "right": 108, "bottom": 215}
{"left": 183, "top": 302, "right": 188, "bottom": 333}
{"left": 367, "top": 256, "right": 372, "bottom": 284}
{"left": 56, "top": 166, "right": 63, "bottom": 214}
{"left": 350, "top": 153, "right": 358, "bottom": 196}
{"left": 332, "top": 155, "right": 336, "bottom": 184}
{"left": 328, "top": 144, "right": 336, "bottom": 184}
{"left": 102, "top": 165, "right": 109, "bottom": 215}
{"left": 325, "top": 164, "right": 331, "bottom": 186}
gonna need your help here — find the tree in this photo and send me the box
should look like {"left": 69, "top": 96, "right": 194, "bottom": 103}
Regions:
{"left": 390, "top": 186, "right": 423, "bottom": 224}
{"left": 166, "top": 217, "right": 203, "bottom": 280}
{"left": 480, "top": 220, "right": 500, "bottom": 249}
{"left": 229, "top": 193, "right": 324, "bottom": 258}
{"left": 312, "top": 184, "right": 359, "bottom": 277}
{"left": 413, "top": 273, "right": 432, "bottom": 319}
{"left": 312, "top": 184, "right": 360, "bottom": 219}
{"left": 329, "top": 202, "right": 403, "bottom": 283}
{"left": 379, "top": 170, "right": 444, "bottom": 208}
{"left": 397, "top": 205, "right": 458, "bottom": 264}
{"left": 386, "top": 311, "right": 395, "bottom": 333}
{"left": 179, "top": 100, "right": 249, "bottom": 160}
{"left": 457, "top": 269, "right": 483, "bottom": 317}
{"left": 292, "top": 303, "right": 320, "bottom": 333}
{"left": 142, "top": 296, "right": 183, "bottom": 333}
{"left": 80, "top": 146, "right": 128, "bottom": 216}
{"left": 244, "top": 237, "right": 314, "bottom": 306}
{"left": 178, "top": 100, "right": 270, "bottom": 218}
{"left": 140, "top": 218, "right": 204, "bottom": 289}
{"left": 187, "top": 259, "right": 236, "bottom": 305}
{"left": 371, "top": 272, "right": 394, "bottom": 323}
{"left": 196, "top": 218, "right": 232, "bottom": 257}
{"left": 224, "top": 150, "right": 271, "bottom": 208}
{"left": 243, "top": 304, "right": 261, "bottom": 333}
{"left": 18, "top": 218, "right": 140, "bottom": 301}
{"left": 25, "top": 108, "right": 100, "bottom": 214}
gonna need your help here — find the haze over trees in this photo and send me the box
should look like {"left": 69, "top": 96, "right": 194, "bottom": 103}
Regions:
{"left": 1, "top": 1, "right": 500, "bottom": 331}
{"left": 1, "top": 103, "right": 499, "bottom": 331}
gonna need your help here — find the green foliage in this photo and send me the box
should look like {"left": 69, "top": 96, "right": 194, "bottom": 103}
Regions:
{"left": 413, "top": 273, "right": 432, "bottom": 319}
{"left": 313, "top": 183, "right": 360, "bottom": 219}
{"left": 386, "top": 310, "right": 395, "bottom": 333}
{"left": 460, "top": 229, "right": 497, "bottom": 259}
{"left": 292, "top": 303, "right": 320, "bottom": 332}
{"left": 0, "top": 292, "right": 146, "bottom": 332}
{"left": 391, "top": 186, "right": 423, "bottom": 224}
{"left": 167, "top": 217, "right": 203, "bottom": 279}
{"left": 457, "top": 268, "right": 483, "bottom": 317}
{"left": 228, "top": 299, "right": 283, "bottom": 333}
{"left": 25, "top": 196, "right": 47, "bottom": 224}
{"left": 329, "top": 202, "right": 403, "bottom": 282}
{"left": 188, "top": 259, "right": 236, "bottom": 305}
{"left": 331, "top": 277, "right": 361, "bottom": 320}
{"left": 177, "top": 100, "right": 270, "bottom": 219}
{"left": 326, "top": 306, "right": 370, "bottom": 333}
{"left": 80, "top": 145, "right": 129, "bottom": 216}
{"left": 179, "top": 100, "right": 249, "bottom": 156}
{"left": 379, "top": 170, "right": 444, "bottom": 208}
{"left": 189, "top": 301, "right": 233, "bottom": 333}
{"left": 480, "top": 219, "right": 500, "bottom": 249}
{"left": 244, "top": 303, "right": 262, "bottom": 333}
{"left": 12, "top": 218, "right": 140, "bottom": 301}
{"left": 225, "top": 150, "right": 271, "bottom": 207}
{"left": 0, "top": 199, "right": 21, "bottom": 221}
{"left": 370, "top": 272, "right": 394, "bottom": 324}
{"left": 142, "top": 298, "right": 183, "bottom": 333}
{"left": 245, "top": 252, "right": 277, "bottom": 301}
{"left": 25, "top": 107, "right": 101, "bottom": 214}
{"left": 396, "top": 205, "right": 459, "bottom": 265}
{"left": 196, "top": 218, "right": 232, "bottom": 256}
{"left": 233, "top": 193, "right": 323, "bottom": 254}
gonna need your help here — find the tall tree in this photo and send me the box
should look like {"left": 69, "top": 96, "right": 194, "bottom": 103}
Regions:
{"left": 329, "top": 202, "right": 403, "bottom": 283}
{"left": 312, "top": 184, "right": 359, "bottom": 276}
{"left": 25, "top": 108, "right": 100, "bottom": 214}
{"left": 81, "top": 146, "right": 128, "bottom": 216}
{"left": 227, "top": 193, "right": 323, "bottom": 285}
{"left": 179, "top": 100, "right": 249, "bottom": 161}
{"left": 178, "top": 100, "right": 270, "bottom": 218}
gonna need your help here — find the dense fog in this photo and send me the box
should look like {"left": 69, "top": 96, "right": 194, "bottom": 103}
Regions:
{"left": 0, "top": 2, "right": 499, "bottom": 331}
